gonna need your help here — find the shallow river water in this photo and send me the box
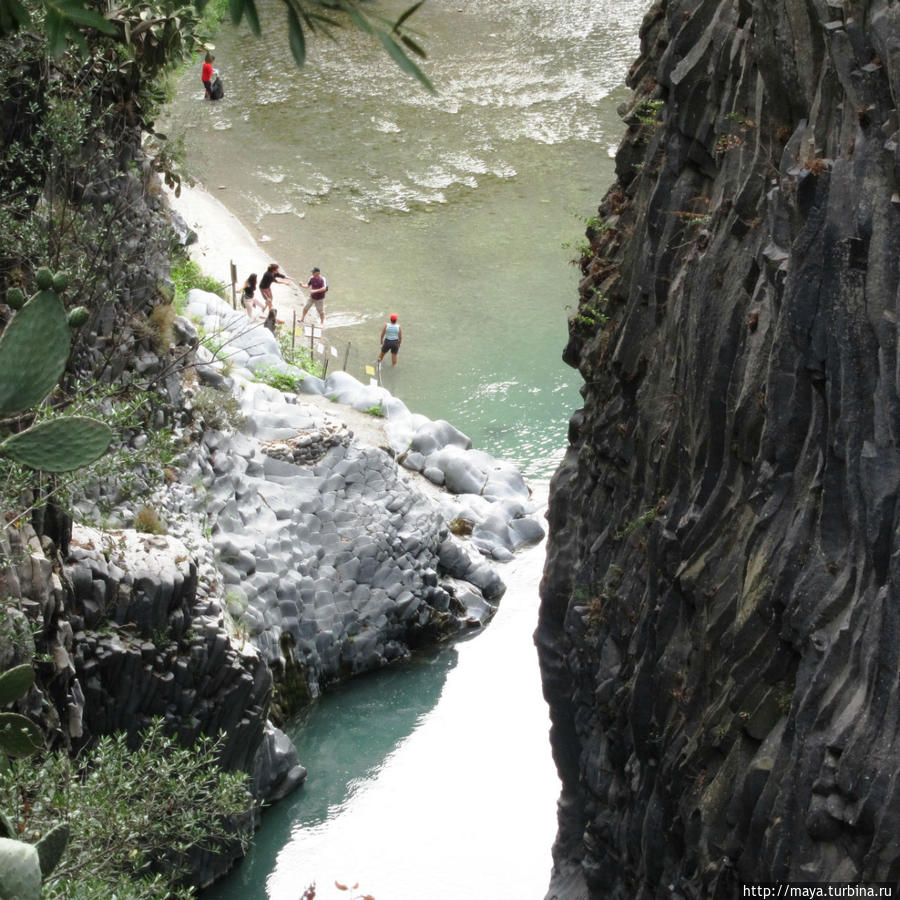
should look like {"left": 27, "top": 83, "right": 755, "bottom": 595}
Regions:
{"left": 162, "top": 1, "right": 648, "bottom": 896}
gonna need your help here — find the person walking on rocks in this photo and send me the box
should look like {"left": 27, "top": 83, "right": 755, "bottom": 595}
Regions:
{"left": 300, "top": 267, "right": 328, "bottom": 325}
{"left": 240, "top": 272, "right": 262, "bottom": 317}
{"left": 259, "top": 263, "right": 293, "bottom": 310}
{"left": 378, "top": 313, "right": 402, "bottom": 366}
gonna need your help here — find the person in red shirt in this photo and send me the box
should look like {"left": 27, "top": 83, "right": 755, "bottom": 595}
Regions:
{"left": 201, "top": 52, "right": 215, "bottom": 99}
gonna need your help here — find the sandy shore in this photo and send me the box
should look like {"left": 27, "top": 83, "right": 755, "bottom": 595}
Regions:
{"left": 165, "top": 180, "right": 396, "bottom": 449}
{"left": 165, "top": 180, "right": 309, "bottom": 319}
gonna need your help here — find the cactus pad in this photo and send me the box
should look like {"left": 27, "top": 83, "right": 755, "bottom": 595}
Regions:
{"left": 0, "top": 837, "right": 42, "bottom": 900}
{"left": 0, "top": 417, "right": 113, "bottom": 472}
{"left": 0, "top": 711, "right": 42, "bottom": 757}
{"left": 0, "top": 664, "right": 34, "bottom": 706}
{"left": 0, "top": 289, "right": 70, "bottom": 416}
{"left": 36, "top": 823, "right": 69, "bottom": 877}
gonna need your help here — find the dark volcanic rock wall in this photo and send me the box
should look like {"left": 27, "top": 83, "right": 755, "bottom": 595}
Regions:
{"left": 538, "top": 1, "right": 900, "bottom": 897}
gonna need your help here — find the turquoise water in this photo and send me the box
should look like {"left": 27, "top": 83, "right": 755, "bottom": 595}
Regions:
{"left": 162, "top": 1, "right": 648, "bottom": 896}
{"left": 164, "top": 0, "right": 644, "bottom": 481}
{"left": 206, "top": 541, "right": 557, "bottom": 900}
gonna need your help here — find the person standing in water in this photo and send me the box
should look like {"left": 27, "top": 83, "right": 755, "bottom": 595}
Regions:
{"left": 378, "top": 313, "right": 402, "bottom": 366}
{"left": 201, "top": 52, "right": 215, "bottom": 99}
{"left": 300, "top": 267, "right": 328, "bottom": 325}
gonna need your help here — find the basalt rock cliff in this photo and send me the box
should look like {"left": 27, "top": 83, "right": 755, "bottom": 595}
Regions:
{"left": 538, "top": 1, "right": 900, "bottom": 897}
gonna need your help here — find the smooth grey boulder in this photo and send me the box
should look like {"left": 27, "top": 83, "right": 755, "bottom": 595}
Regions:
{"left": 409, "top": 419, "right": 472, "bottom": 456}
{"left": 427, "top": 445, "right": 486, "bottom": 495}
{"left": 298, "top": 375, "right": 326, "bottom": 394}
{"left": 251, "top": 722, "right": 306, "bottom": 803}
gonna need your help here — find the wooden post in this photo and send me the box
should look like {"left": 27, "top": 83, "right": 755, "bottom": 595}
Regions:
{"left": 343, "top": 342, "right": 351, "bottom": 372}
{"left": 230, "top": 260, "right": 237, "bottom": 309}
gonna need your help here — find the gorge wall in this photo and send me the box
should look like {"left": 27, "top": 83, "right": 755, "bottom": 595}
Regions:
{"left": 538, "top": 1, "right": 900, "bottom": 897}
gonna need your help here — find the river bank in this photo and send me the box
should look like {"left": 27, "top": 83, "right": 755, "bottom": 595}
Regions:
{"left": 162, "top": 179, "right": 558, "bottom": 898}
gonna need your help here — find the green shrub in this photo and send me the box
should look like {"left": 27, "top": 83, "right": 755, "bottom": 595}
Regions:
{"left": 171, "top": 256, "right": 226, "bottom": 313}
{"left": 254, "top": 365, "right": 304, "bottom": 393}
{"left": 0, "top": 719, "right": 253, "bottom": 899}
{"left": 278, "top": 331, "right": 325, "bottom": 379}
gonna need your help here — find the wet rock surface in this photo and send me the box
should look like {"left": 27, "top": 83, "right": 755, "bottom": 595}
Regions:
{"left": 1, "top": 271, "right": 542, "bottom": 888}
{"left": 538, "top": 1, "right": 900, "bottom": 897}
{"left": 179, "top": 290, "right": 536, "bottom": 700}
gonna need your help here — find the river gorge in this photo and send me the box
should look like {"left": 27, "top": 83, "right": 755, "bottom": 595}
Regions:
{"left": 159, "top": 2, "right": 647, "bottom": 897}
{"left": 5, "top": 0, "right": 898, "bottom": 896}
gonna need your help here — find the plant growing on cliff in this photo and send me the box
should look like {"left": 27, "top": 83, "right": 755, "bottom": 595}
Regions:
{"left": 189, "top": 384, "right": 245, "bottom": 433}
{"left": 572, "top": 296, "right": 609, "bottom": 333}
{"left": 0, "top": 718, "right": 253, "bottom": 898}
{"left": 614, "top": 506, "right": 657, "bottom": 540}
{"left": 254, "top": 364, "right": 305, "bottom": 393}
{"left": 0, "top": 663, "right": 42, "bottom": 766}
{"left": 171, "top": 256, "right": 227, "bottom": 312}
{"left": 0, "top": 275, "right": 112, "bottom": 475}
{"left": 634, "top": 98, "right": 664, "bottom": 125}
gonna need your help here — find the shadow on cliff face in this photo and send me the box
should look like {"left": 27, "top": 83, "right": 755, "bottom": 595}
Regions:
{"left": 539, "top": 0, "right": 900, "bottom": 896}
{"left": 204, "top": 648, "right": 457, "bottom": 896}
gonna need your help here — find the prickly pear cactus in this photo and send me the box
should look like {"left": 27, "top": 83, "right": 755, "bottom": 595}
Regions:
{"left": 0, "top": 416, "right": 113, "bottom": 473}
{"left": 0, "top": 664, "right": 41, "bottom": 762}
{"left": 0, "top": 823, "right": 69, "bottom": 900}
{"left": 0, "top": 837, "right": 42, "bottom": 900}
{"left": 0, "top": 711, "right": 42, "bottom": 759}
{"left": 36, "top": 824, "right": 69, "bottom": 879}
{"left": 0, "top": 664, "right": 34, "bottom": 706}
{"left": 0, "top": 272, "right": 113, "bottom": 472}
{"left": 0, "top": 285, "right": 70, "bottom": 416}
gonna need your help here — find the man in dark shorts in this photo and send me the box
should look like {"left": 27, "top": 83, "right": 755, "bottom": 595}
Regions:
{"left": 378, "top": 313, "right": 402, "bottom": 366}
{"left": 300, "top": 267, "right": 328, "bottom": 324}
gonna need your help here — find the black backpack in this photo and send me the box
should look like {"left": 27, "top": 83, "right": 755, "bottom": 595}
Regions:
{"left": 210, "top": 76, "right": 224, "bottom": 100}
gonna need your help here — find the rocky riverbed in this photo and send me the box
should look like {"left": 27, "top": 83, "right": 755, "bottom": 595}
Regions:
{"left": 2, "top": 191, "right": 546, "bottom": 889}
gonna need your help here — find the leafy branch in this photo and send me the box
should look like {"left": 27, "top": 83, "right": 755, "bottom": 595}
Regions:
{"left": 0, "top": 0, "right": 434, "bottom": 90}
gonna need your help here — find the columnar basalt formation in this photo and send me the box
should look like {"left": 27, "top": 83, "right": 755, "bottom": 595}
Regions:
{"left": 538, "top": 1, "right": 900, "bottom": 897}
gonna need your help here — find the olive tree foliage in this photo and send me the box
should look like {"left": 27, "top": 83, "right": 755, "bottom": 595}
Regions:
{"left": 0, "top": 0, "right": 433, "bottom": 89}
{"left": 0, "top": 719, "right": 254, "bottom": 899}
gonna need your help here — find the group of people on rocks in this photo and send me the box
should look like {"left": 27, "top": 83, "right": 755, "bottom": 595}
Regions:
{"left": 238, "top": 263, "right": 403, "bottom": 365}
{"left": 205, "top": 58, "right": 402, "bottom": 366}
{"left": 241, "top": 263, "right": 327, "bottom": 323}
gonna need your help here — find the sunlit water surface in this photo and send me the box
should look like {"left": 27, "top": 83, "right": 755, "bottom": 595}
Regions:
{"left": 163, "top": 2, "right": 648, "bottom": 896}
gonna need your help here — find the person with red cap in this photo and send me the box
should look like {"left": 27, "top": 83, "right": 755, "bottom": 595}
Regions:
{"left": 378, "top": 313, "right": 402, "bottom": 366}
